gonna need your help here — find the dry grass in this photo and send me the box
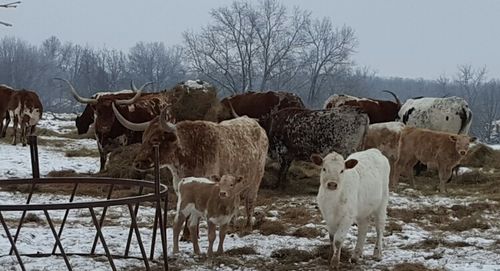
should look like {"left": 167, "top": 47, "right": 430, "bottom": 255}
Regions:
{"left": 292, "top": 226, "right": 323, "bottom": 238}
{"left": 65, "top": 147, "right": 99, "bottom": 157}
{"left": 270, "top": 248, "right": 315, "bottom": 264}
{"left": 389, "top": 262, "right": 443, "bottom": 271}
{"left": 225, "top": 246, "right": 258, "bottom": 256}
{"left": 461, "top": 143, "right": 500, "bottom": 169}
{"left": 257, "top": 220, "right": 287, "bottom": 236}
{"left": 440, "top": 214, "right": 490, "bottom": 232}
{"left": 403, "top": 238, "right": 471, "bottom": 250}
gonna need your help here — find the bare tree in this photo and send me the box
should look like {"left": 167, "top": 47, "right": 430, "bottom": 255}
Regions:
{"left": 455, "top": 64, "right": 487, "bottom": 107}
{"left": 302, "top": 18, "right": 357, "bottom": 103}
{"left": 0, "top": 1, "right": 20, "bottom": 27}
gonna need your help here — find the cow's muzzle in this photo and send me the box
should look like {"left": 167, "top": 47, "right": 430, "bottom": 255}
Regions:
{"left": 327, "top": 182, "right": 338, "bottom": 191}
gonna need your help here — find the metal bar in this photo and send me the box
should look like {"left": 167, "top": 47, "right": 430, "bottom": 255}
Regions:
{"left": 10, "top": 136, "right": 39, "bottom": 255}
{"left": 127, "top": 204, "right": 151, "bottom": 271}
{"left": 149, "top": 203, "right": 159, "bottom": 260}
{"left": 91, "top": 184, "right": 115, "bottom": 255}
{"left": 125, "top": 186, "right": 144, "bottom": 257}
{"left": 52, "top": 183, "right": 79, "bottom": 254}
{"left": 154, "top": 144, "right": 168, "bottom": 271}
{"left": 162, "top": 193, "right": 168, "bottom": 271}
{"left": 89, "top": 207, "right": 117, "bottom": 271}
{"left": 44, "top": 210, "right": 72, "bottom": 270}
{"left": 0, "top": 211, "right": 26, "bottom": 271}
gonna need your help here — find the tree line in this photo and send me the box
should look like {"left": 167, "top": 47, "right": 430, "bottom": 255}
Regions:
{"left": 1, "top": 0, "right": 499, "bottom": 142}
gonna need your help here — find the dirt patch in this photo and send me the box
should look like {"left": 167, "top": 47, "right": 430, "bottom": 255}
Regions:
{"left": 271, "top": 248, "right": 315, "bottom": 263}
{"left": 257, "top": 220, "right": 287, "bottom": 236}
{"left": 403, "top": 238, "right": 471, "bottom": 250}
{"left": 225, "top": 246, "right": 258, "bottom": 256}
{"left": 292, "top": 226, "right": 323, "bottom": 238}
{"left": 440, "top": 214, "right": 490, "bottom": 232}
{"left": 389, "top": 262, "right": 442, "bottom": 271}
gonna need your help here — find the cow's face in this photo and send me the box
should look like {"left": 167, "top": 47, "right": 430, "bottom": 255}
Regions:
{"left": 311, "top": 152, "right": 358, "bottom": 191}
{"left": 94, "top": 100, "right": 116, "bottom": 134}
{"left": 213, "top": 175, "right": 244, "bottom": 199}
{"left": 133, "top": 118, "right": 178, "bottom": 170}
{"left": 451, "top": 135, "right": 476, "bottom": 156}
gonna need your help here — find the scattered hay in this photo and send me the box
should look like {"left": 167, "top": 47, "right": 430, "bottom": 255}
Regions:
{"left": 440, "top": 214, "right": 490, "bottom": 232}
{"left": 270, "top": 248, "right": 315, "bottom": 263}
{"left": 24, "top": 213, "right": 44, "bottom": 225}
{"left": 292, "top": 226, "right": 322, "bottom": 238}
{"left": 225, "top": 246, "right": 258, "bottom": 256}
{"left": 313, "top": 244, "right": 351, "bottom": 262}
{"left": 389, "top": 262, "right": 441, "bottom": 271}
{"left": 386, "top": 221, "right": 403, "bottom": 234}
{"left": 47, "top": 169, "right": 90, "bottom": 177}
{"left": 403, "top": 238, "right": 471, "bottom": 250}
{"left": 65, "top": 147, "right": 99, "bottom": 157}
{"left": 257, "top": 220, "right": 287, "bottom": 236}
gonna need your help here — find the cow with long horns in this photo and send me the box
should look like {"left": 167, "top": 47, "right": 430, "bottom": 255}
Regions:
{"left": 324, "top": 90, "right": 401, "bottom": 124}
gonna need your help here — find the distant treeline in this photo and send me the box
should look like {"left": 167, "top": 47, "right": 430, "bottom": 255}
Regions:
{"left": 1, "top": 0, "right": 499, "bottom": 142}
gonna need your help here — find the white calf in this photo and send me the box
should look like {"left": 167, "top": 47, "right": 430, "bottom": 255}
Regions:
{"left": 311, "top": 148, "right": 390, "bottom": 268}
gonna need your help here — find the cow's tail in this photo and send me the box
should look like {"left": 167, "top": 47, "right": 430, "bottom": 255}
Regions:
{"left": 382, "top": 90, "right": 401, "bottom": 107}
{"left": 226, "top": 100, "right": 239, "bottom": 119}
{"left": 458, "top": 107, "right": 473, "bottom": 134}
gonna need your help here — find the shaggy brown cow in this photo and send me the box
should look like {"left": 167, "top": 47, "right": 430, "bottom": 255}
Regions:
{"left": 0, "top": 84, "right": 14, "bottom": 138}
{"left": 127, "top": 112, "right": 268, "bottom": 229}
{"left": 392, "top": 127, "right": 476, "bottom": 193}
{"left": 218, "top": 91, "right": 305, "bottom": 126}
{"left": 173, "top": 175, "right": 246, "bottom": 256}
{"left": 324, "top": 91, "right": 401, "bottom": 123}
{"left": 364, "top": 122, "right": 405, "bottom": 188}
{"left": 6, "top": 89, "right": 43, "bottom": 146}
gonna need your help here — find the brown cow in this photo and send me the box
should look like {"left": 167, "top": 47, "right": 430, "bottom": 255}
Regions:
{"left": 324, "top": 90, "right": 401, "bottom": 123}
{"left": 6, "top": 89, "right": 43, "bottom": 146}
{"left": 0, "top": 84, "right": 14, "bottom": 138}
{"left": 392, "top": 127, "right": 476, "bottom": 193}
{"left": 364, "top": 122, "right": 405, "bottom": 188}
{"left": 123, "top": 110, "right": 269, "bottom": 229}
{"left": 173, "top": 175, "right": 245, "bottom": 256}
{"left": 218, "top": 91, "right": 305, "bottom": 126}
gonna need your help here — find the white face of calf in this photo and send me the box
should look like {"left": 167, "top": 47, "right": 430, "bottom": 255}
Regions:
{"left": 212, "top": 175, "right": 244, "bottom": 199}
{"left": 311, "top": 152, "right": 358, "bottom": 191}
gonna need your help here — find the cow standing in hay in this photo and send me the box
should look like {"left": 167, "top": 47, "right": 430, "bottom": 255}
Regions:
{"left": 392, "top": 127, "right": 476, "bottom": 193}
{"left": 323, "top": 90, "right": 401, "bottom": 123}
{"left": 266, "top": 107, "right": 369, "bottom": 188}
{"left": 117, "top": 108, "right": 269, "bottom": 229}
{"left": 5, "top": 89, "right": 43, "bottom": 146}
{"left": 312, "top": 148, "right": 390, "bottom": 269}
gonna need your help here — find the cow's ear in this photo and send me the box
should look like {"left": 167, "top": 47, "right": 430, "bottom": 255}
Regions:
{"left": 449, "top": 135, "right": 458, "bottom": 142}
{"left": 210, "top": 175, "right": 220, "bottom": 182}
{"left": 310, "top": 154, "right": 323, "bottom": 166}
{"left": 344, "top": 159, "right": 358, "bottom": 170}
{"left": 469, "top": 136, "right": 477, "bottom": 143}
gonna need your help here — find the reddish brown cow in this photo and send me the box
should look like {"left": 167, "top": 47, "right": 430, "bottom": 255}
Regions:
{"left": 324, "top": 90, "right": 401, "bottom": 123}
{"left": 392, "top": 127, "right": 476, "bottom": 193}
{"left": 6, "top": 89, "right": 43, "bottom": 146}
{"left": 0, "top": 84, "right": 15, "bottom": 138}
{"left": 219, "top": 91, "right": 305, "bottom": 127}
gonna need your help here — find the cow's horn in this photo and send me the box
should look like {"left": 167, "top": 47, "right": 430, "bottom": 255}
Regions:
{"left": 115, "top": 81, "right": 153, "bottom": 105}
{"left": 112, "top": 102, "right": 150, "bottom": 131}
{"left": 382, "top": 90, "right": 401, "bottom": 107}
{"left": 159, "top": 109, "right": 176, "bottom": 133}
{"left": 53, "top": 78, "right": 97, "bottom": 104}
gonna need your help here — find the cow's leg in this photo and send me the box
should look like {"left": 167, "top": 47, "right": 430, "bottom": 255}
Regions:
{"left": 217, "top": 223, "right": 228, "bottom": 254}
{"left": 373, "top": 204, "right": 387, "bottom": 260}
{"left": 330, "top": 219, "right": 351, "bottom": 269}
{"left": 0, "top": 111, "right": 4, "bottom": 138}
{"left": 277, "top": 158, "right": 292, "bottom": 189}
{"left": 404, "top": 159, "right": 418, "bottom": 188}
{"left": 20, "top": 121, "right": 27, "bottom": 146}
{"left": 180, "top": 216, "right": 191, "bottom": 241}
{"left": 351, "top": 218, "right": 369, "bottom": 263}
{"left": 438, "top": 166, "right": 452, "bottom": 194}
{"left": 207, "top": 221, "right": 216, "bottom": 257}
{"left": 11, "top": 114, "right": 18, "bottom": 145}
{"left": 188, "top": 216, "right": 201, "bottom": 255}
{"left": 244, "top": 189, "right": 257, "bottom": 229}
{"left": 173, "top": 212, "right": 185, "bottom": 253}
{"left": 1, "top": 111, "right": 10, "bottom": 138}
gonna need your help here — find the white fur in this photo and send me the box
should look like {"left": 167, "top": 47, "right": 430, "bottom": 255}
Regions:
{"left": 317, "top": 148, "right": 389, "bottom": 267}
{"left": 209, "top": 215, "right": 233, "bottom": 226}
{"left": 398, "top": 97, "right": 472, "bottom": 134}
{"left": 180, "top": 177, "right": 215, "bottom": 185}
{"left": 323, "top": 94, "right": 370, "bottom": 109}
{"left": 369, "top": 121, "right": 405, "bottom": 133}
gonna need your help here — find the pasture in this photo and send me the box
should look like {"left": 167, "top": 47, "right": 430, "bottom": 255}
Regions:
{"left": 0, "top": 113, "right": 499, "bottom": 270}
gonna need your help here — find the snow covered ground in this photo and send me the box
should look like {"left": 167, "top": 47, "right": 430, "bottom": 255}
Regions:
{"left": 0, "top": 113, "right": 499, "bottom": 270}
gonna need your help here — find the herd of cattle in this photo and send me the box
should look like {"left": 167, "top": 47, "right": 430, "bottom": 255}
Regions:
{"left": 0, "top": 79, "right": 478, "bottom": 267}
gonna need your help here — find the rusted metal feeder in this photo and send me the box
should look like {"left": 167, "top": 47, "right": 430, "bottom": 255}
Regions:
{"left": 0, "top": 136, "right": 169, "bottom": 271}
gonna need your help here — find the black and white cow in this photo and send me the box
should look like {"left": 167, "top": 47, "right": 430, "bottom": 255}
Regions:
{"left": 265, "top": 106, "right": 370, "bottom": 188}
{"left": 398, "top": 96, "right": 473, "bottom": 135}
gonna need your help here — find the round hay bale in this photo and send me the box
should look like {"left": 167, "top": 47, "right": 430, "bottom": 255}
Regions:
{"left": 170, "top": 80, "right": 220, "bottom": 122}
{"left": 461, "top": 143, "right": 500, "bottom": 169}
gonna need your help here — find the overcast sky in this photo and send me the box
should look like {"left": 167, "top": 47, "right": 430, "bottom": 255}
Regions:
{"left": 2, "top": 0, "right": 500, "bottom": 79}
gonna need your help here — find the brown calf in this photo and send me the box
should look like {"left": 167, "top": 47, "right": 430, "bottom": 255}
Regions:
{"left": 0, "top": 84, "right": 14, "bottom": 137}
{"left": 173, "top": 175, "right": 245, "bottom": 256}
{"left": 392, "top": 127, "right": 476, "bottom": 193}
{"left": 364, "top": 122, "right": 405, "bottom": 188}
{"left": 6, "top": 90, "right": 43, "bottom": 146}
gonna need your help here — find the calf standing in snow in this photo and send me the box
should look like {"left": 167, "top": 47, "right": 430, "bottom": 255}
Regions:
{"left": 173, "top": 175, "right": 245, "bottom": 257}
{"left": 312, "top": 148, "right": 390, "bottom": 269}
